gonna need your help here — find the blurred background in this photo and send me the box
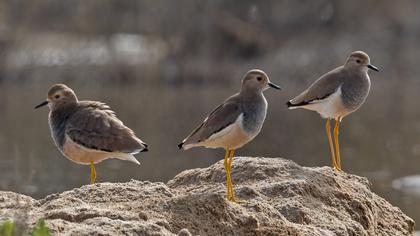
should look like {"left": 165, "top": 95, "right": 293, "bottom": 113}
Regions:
{"left": 0, "top": 0, "right": 420, "bottom": 230}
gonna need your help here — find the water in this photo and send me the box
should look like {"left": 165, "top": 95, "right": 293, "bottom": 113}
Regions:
{"left": 0, "top": 81, "right": 419, "bottom": 228}
{"left": 2, "top": 0, "right": 420, "bottom": 226}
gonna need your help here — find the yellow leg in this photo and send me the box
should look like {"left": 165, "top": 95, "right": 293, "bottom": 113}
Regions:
{"left": 90, "top": 161, "right": 96, "bottom": 184}
{"left": 228, "top": 149, "right": 235, "bottom": 172}
{"left": 228, "top": 149, "right": 235, "bottom": 202}
{"left": 326, "top": 118, "right": 338, "bottom": 170}
{"left": 334, "top": 118, "right": 342, "bottom": 171}
{"left": 223, "top": 149, "right": 231, "bottom": 200}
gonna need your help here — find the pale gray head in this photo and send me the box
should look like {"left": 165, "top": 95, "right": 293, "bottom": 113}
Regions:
{"left": 241, "top": 69, "right": 281, "bottom": 93}
{"left": 344, "top": 51, "right": 379, "bottom": 73}
{"left": 35, "top": 84, "right": 79, "bottom": 110}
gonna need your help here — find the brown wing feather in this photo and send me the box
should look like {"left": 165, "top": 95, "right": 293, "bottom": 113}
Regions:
{"left": 66, "top": 101, "right": 147, "bottom": 153}
{"left": 288, "top": 66, "right": 345, "bottom": 107}
{"left": 179, "top": 95, "right": 242, "bottom": 148}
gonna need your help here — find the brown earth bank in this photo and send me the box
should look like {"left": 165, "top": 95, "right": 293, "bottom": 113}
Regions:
{"left": 0, "top": 157, "right": 415, "bottom": 236}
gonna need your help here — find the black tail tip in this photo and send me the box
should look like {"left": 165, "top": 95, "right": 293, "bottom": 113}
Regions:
{"left": 177, "top": 143, "right": 184, "bottom": 150}
{"left": 141, "top": 147, "right": 148, "bottom": 152}
{"left": 286, "top": 101, "right": 292, "bottom": 107}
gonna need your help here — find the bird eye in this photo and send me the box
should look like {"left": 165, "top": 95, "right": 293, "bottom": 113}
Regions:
{"left": 256, "top": 76, "right": 262, "bottom": 81}
{"left": 54, "top": 94, "right": 60, "bottom": 99}
{"left": 356, "top": 59, "right": 361, "bottom": 63}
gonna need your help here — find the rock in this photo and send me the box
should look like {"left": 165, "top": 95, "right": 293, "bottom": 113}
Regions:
{"left": 0, "top": 157, "right": 415, "bottom": 235}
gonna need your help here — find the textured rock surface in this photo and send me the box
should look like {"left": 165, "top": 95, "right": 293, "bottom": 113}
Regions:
{"left": 0, "top": 157, "right": 415, "bottom": 235}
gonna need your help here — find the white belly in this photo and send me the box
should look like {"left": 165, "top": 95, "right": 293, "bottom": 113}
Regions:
{"left": 302, "top": 87, "right": 350, "bottom": 119}
{"left": 186, "top": 114, "right": 254, "bottom": 150}
{"left": 62, "top": 136, "right": 140, "bottom": 165}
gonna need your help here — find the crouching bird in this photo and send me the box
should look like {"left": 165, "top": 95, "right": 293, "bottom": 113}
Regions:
{"left": 35, "top": 84, "right": 148, "bottom": 184}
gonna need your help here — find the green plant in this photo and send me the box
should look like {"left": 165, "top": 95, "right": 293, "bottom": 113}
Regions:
{"left": 31, "top": 219, "right": 51, "bottom": 236}
{"left": 0, "top": 221, "right": 14, "bottom": 236}
{"left": 0, "top": 219, "right": 52, "bottom": 236}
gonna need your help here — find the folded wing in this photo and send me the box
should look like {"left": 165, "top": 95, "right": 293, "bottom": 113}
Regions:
{"left": 288, "top": 67, "right": 344, "bottom": 107}
{"left": 66, "top": 101, "right": 147, "bottom": 154}
{"left": 179, "top": 97, "right": 242, "bottom": 149}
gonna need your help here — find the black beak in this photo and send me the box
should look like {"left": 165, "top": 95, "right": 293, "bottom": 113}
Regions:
{"left": 268, "top": 82, "right": 282, "bottom": 90}
{"left": 367, "top": 64, "right": 379, "bottom": 72}
{"left": 35, "top": 101, "right": 48, "bottom": 109}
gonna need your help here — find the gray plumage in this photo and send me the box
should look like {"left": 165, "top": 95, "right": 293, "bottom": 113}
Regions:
{"left": 51, "top": 101, "right": 146, "bottom": 153}
{"left": 179, "top": 93, "right": 266, "bottom": 147}
{"left": 287, "top": 51, "right": 379, "bottom": 172}
{"left": 178, "top": 69, "right": 280, "bottom": 150}
{"left": 177, "top": 69, "right": 281, "bottom": 202}
{"left": 180, "top": 100, "right": 243, "bottom": 146}
{"left": 287, "top": 51, "right": 378, "bottom": 119}
{"left": 38, "top": 84, "right": 147, "bottom": 165}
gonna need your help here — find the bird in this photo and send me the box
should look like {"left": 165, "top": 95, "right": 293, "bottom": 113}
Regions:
{"left": 287, "top": 51, "right": 379, "bottom": 171}
{"left": 178, "top": 69, "right": 281, "bottom": 202}
{"left": 35, "top": 84, "right": 148, "bottom": 184}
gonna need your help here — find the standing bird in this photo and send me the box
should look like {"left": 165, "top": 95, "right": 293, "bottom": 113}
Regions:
{"left": 178, "top": 69, "right": 281, "bottom": 202}
{"left": 35, "top": 84, "right": 148, "bottom": 184}
{"left": 287, "top": 51, "right": 379, "bottom": 171}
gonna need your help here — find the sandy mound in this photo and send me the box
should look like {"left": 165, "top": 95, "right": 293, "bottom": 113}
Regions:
{"left": 0, "top": 157, "right": 414, "bottom": 235}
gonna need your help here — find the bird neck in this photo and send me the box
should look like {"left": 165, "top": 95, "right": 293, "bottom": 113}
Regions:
{"left": 344, "top": 64, "right": 368, "bottom": 76}
{"left": 239, "top": 89, "right": 265, "bottom": 103}
{"left": 51, "top": 101, "right": 78, "bottom": 114}
{"left": 240, "top": 87, "right": 263, "bottom": 97}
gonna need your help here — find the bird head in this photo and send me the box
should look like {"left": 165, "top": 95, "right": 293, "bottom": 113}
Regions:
{"left": 35, "top": 84, "right": 78, "bottom": 110}
{"left": 345, "top": 51, "right": 379, "bottom": 73}
{"left": 241, "top": 69, "right": 281, "bottom": 92}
